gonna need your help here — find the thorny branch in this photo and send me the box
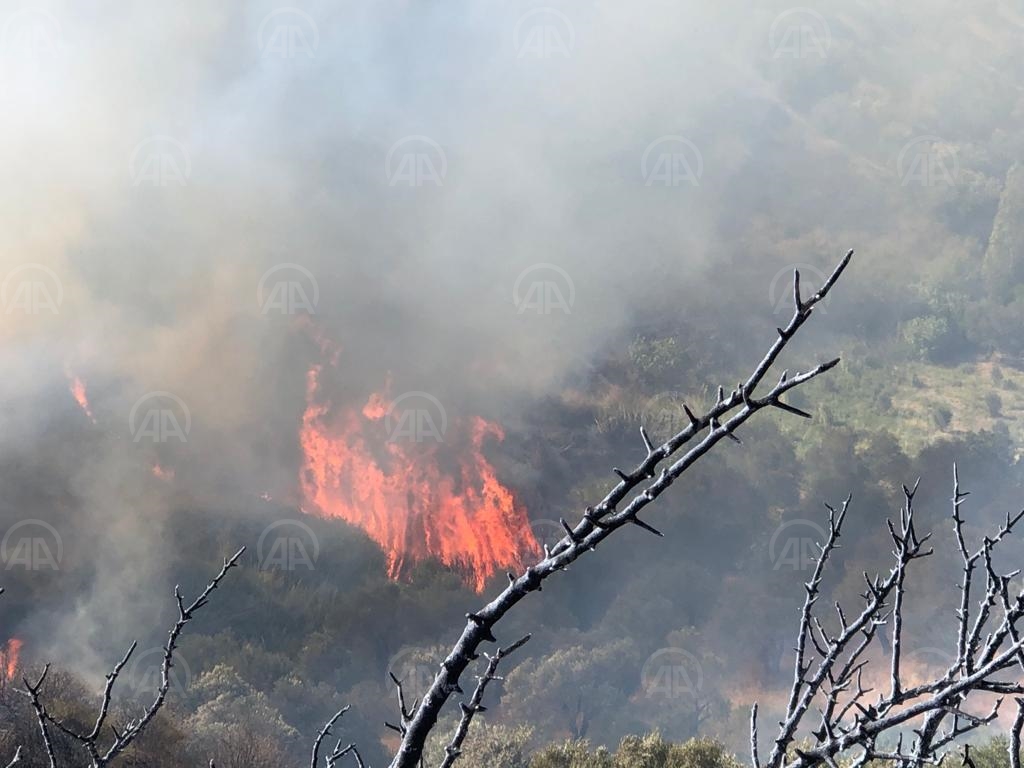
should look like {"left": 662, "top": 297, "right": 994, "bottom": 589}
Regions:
{"left": 22, "top": 547, "right": 245, "bottom": 768}
{"left": 384, "top": 250, "right": 855, "bottom": 768}
{"left": 750, "top": 465, "right": 1024, "bottom": 768}
{"left": 440, "top": 634, "right": 531, "bottom": 768}
{"left": 312, "top": 705, "right": 350, "bottom": 768}
{"left": 311, "top": 705, "right": 367, "bottom": 768}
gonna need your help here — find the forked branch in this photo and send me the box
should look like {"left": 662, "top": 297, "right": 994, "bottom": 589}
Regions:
{"left": 23, "top": 548, "right": 245, "bottom": 768}
{"left": 440, "top": 634, "right": 530, "bottom": 768}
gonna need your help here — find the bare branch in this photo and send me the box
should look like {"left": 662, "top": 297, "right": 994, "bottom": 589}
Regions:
{"left": 1012, "top": 699, "right": 1024, "bottom": 768}
{"left": 327, "top": 743, "right": 365, "bottom": 768}
{"left": 22, "top": 548, "right": 245, "bottom": 768}
{"left": 440, "top": 635, "right": 530, "bottom": 768}
{"left": 312, "top": 705, "right": 351, "bottom": 768}
{"left": 23, "top": 666, "right": 56, "bottom": 768}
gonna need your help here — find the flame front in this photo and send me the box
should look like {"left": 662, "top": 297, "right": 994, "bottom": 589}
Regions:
{"left": 299, "top": 362, "right": 538, "bottom": 592}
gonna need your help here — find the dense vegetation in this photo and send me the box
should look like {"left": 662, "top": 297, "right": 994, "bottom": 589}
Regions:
{"left": 4, "top": 0, "right": 1024, "bottom": 764}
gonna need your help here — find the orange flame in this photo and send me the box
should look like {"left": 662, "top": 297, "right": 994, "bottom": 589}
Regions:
{"left": 68, "top": 375, "right": 96, "bottom": 424}
{"left": 299, "top": 359, "right": 538, "bottom": 592}
{"left": 3, "top": 638, "right": 22, "bottom": 680}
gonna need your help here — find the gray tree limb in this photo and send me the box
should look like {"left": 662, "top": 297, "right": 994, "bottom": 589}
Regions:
{"left": 440, "top": 634, "right": 530, "bottom": 768}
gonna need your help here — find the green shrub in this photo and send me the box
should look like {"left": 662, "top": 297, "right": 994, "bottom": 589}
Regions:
{"left": 531, "top": 740, "right": 613, "bottom": 768}
{"left": 902, "top": 315, "right": 952, "bottom": 361}
{"left": 530, "top": 735, "right": 740, "bottom": 768}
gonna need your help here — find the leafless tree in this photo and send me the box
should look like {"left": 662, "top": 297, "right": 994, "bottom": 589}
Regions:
{"left": 751, "top": 466, "right": 1024, "bottom": 768}
{"left": 365, "top": 250, "right": 856, "bottom": 768}
{"left": 17, "top": 547, "right": 244, "bottom": 768}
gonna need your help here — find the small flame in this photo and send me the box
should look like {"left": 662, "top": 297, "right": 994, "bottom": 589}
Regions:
{"left": 151, "top": 463, "right": 174, "bottom": 481}
{"left": 3, "top": 638, "right": 22, "bottom": 680}
{"left": 68, "top": 374, "right": 96, "bottom": 424}
{"left": 299, "top": 347, "right": 538, "bottom": 592}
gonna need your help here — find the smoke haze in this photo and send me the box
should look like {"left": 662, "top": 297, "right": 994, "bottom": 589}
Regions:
{"left": 2, "top": 0, "right": 1024, "bottom": 756}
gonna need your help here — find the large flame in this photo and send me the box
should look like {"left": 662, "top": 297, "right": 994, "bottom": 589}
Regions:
{"left": 299, "top": 358, "right": 538, "bottom": 592}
